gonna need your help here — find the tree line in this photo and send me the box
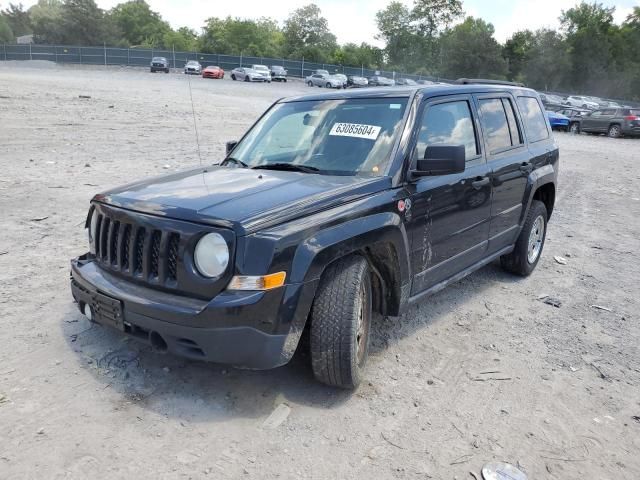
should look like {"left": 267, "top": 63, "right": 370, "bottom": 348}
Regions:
{"left": 1, "top": 0, "right": 638, "bottom": 100}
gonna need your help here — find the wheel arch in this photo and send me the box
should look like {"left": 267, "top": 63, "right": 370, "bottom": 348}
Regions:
{"left": 532, "top": 181, "right": 556, "bottom": 219}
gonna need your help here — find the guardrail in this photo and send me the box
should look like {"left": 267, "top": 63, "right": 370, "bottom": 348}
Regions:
{"left": 0, "top": 43, "right": 451, "bottom": 84}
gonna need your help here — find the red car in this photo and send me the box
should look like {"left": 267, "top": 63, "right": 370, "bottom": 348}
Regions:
{"left": 202, "top": 65, "right": 224, "bottom": 79}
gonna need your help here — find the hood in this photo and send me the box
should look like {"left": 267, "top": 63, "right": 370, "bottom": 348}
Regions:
{"left": 95, "top": 166, "right": 390, "bottom": 235}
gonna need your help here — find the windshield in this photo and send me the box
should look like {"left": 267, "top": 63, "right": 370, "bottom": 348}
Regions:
{"left": 253, "top": 65, "right": 269, "bottom": 71}
{"left": 230, "top": 98, "right": 409, "bottom": 176}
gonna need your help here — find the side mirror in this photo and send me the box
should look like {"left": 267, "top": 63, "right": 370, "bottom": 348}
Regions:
{"left": 226, "top": 140, "right": 238, "bottom": 154}
{"left": 411, "top": 145, "right": 466, "bottom": 177}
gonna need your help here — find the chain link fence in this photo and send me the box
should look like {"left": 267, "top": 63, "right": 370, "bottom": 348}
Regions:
{"left": 0, "top": 43, "right": 453, "bottom": 84}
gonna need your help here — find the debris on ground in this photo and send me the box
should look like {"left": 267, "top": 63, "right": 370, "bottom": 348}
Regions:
{"left": 78, "top": 95, "right": 91, "bottom": 99}
{"left": 481, "top": 462, "right": 527, "bottom": 480}
{"left": 0, "top": 393, "right": 9, "bottom": 404}
{"left": 591, "top": 305, "right": 612, "bottom": 312}
{"left": 554, "top": 256, "right": 568, "bottom": 265}
{"left": 262, "top": 403, "right": 291, "bottom": 430}
{"left": 29, "top": 216, "right": 49, "bottom": 222}
{"left": 542, "top": 297, "right": 562, "bottom": 308}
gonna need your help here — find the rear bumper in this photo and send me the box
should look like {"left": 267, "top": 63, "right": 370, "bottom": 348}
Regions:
{"left": 622, "top": 125, "right": 640, "bottom": 136}
{"left": 70, "top": 256, "right": 317, "bottom": 369}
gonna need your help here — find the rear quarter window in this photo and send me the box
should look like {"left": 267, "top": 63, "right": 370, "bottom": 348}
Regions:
{"left": 517, "top": 96, "right": 549, "bottom": 143}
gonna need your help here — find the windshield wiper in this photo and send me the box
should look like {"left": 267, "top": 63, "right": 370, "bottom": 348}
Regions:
{"left": 220, "top": 157, "right": 249, "bottom": 168}
{"left": 252, "top": 163, "right": 320, "bottom": 174}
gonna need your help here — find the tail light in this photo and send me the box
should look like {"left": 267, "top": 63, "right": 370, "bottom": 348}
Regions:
{"left": 624, "top": 115, "right": 639, "bottom": 121}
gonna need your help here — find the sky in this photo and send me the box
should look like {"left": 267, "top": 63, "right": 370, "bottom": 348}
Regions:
{"left": 3, "top": 0, "right": 639, "bottom": 44}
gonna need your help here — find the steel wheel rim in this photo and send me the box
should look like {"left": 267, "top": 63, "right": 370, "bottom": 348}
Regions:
{"left": 355, "top": 284, "right": 369, "bottom": 365}
{"left": 527, "top": 215, "right": 545, "bottom": 264}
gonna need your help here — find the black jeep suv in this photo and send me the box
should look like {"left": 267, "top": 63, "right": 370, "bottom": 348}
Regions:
{"left": 71, "top": 83, "right": 558, "bottom": 388}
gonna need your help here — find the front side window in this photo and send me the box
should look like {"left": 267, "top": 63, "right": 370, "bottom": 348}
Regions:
{"left": 478, "top": 98, "right": 512, "bottom": 153}
{"left": 517, "top": 96, "right": 549, "bottom": 143}
{"left": 415, "top": 100, "right": 478, "bottom": 161}
{"left": 230, "top": 98, "right": 409, "bottom": 176}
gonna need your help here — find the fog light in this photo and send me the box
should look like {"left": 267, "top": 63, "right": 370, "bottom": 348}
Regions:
{"left": 83, "top": 303, "right": 93, "bottom": 321}
{"left": 227, "top": 272, "right": 286, "bottom": 291}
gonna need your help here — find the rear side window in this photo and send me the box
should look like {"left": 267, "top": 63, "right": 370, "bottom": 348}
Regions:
{"left": 416, "top": 100, "right": 478, "bottom": 161}
{"left": 502, "top": 98, "right": 523, "bottom": 145}
{"left": 478, "top": 99, "right": 512, "bottom": 153}
{"left": 517, "top": 96, "right": 549, "bottom": 143}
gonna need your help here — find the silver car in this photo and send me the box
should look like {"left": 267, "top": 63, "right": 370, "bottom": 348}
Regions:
{"left": 231, "top": 67, "right": 269, "bottom": 82}
{"left": 184, "top": 60, "right": 202, "bottom": 75}
{"left": 251, "top": 65, "right": 272, "bottom": 83}
{"left": 305, "top": 73, "right": 343, "bottom": 89}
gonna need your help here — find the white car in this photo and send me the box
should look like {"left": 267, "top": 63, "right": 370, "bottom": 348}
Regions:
{"left": 231, "top": 67, "right": 270, "bottom": 82}
{"left": 564, "top": 95, "right": 599, "bottom": 110}
{"left": 305, "top": 73, "right": 344, "bottom": 89}
{"left": 251, "top": 65, "right": 272, "bottom": 83}
{"left": 184, "top": 60, "right": 202, "bottom": 75}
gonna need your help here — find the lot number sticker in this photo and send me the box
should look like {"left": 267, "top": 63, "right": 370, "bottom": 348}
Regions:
{"left": 329, "top": 123, "right": 381, "bottom": 140}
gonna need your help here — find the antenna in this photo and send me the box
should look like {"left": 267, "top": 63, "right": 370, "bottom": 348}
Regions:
{"left": 187, "top": 72, "right": 203, "bottom": 165}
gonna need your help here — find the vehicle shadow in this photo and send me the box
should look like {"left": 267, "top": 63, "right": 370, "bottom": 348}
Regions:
{"left": 61, "top": 259, "right": 520, "bottom": 423}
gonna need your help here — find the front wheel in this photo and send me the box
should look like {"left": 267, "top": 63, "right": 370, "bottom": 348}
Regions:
{"left": 310, "top": 256, "right": 372, "bottom": 389}
{"left": 244, "top": 76, "right": 249, "bottom": 82}
{"left": 307, "top": 81, "right": 313, "bottom": 87}
{"left": 231, "top": 74, "right": 236, "bottom": 81}
{"left": 326, "top": 82, "right": 332, "bottom": 88}
{"left": 500, "top": 200, "right": 548, "bottom": 276}
{"left": 608, "top": 124, "right": 622, "bottom": 138}
{"left": 570, "top": 122, "right": 580, "bottom": 134}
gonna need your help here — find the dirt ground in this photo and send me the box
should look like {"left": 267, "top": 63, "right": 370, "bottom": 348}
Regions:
{"left": 0, "top": 62, "right": 639, "bottom": 480}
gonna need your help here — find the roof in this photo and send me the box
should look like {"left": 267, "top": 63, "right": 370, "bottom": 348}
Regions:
{"left": 281, "top": 84, "right": 538, "bottom": 103}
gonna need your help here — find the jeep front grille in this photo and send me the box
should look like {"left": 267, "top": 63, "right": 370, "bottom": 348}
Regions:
{"left": 93, "top": 212, "right": 179, "bottom": 286}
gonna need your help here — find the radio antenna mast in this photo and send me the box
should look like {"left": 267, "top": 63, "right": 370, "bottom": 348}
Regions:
{"left": 187, "top": 73, "right": 203, "bottom": 165}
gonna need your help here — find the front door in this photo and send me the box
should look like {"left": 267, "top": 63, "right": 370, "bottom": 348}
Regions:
{"left": 406, "top": 95, "right": 492, "bottom": 295}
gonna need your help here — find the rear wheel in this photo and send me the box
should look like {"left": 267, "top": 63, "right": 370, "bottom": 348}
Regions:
{"left": 569, "top": 122, "right": 580, "bottom": 134}
{"left": 307, "top": 80, "right": 313, "bottom": 87}
{"left": 244, "top": 76, "right": 249, "bottom": 82}
{"left": 608, "top": 124, "right": 622, "bottom": 138}
{"left": 165, "top": 69, "right": 169, "bottom": 73}
{"left": 326, "top": 82, "right": 332, "bottom": 88}
{"left": 500, "top": 200, "right": 548, "bottom": 276}
{"left": 231, "top": 74, "right": 236, "bottom": 81}
{"left": 310, "top": 256, "right": 372, "bottom": 389}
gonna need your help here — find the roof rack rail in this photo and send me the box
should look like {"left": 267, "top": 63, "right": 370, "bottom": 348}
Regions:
{"left": 456, "top": 78, "right": 525, "bottom": 87}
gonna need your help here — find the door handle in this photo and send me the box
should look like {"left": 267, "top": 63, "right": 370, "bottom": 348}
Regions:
{"left": 471, "top": 176, "right": 490, "bottom": 189}
{"left": 520, "top": 163, "right": 533, "bottom": 173}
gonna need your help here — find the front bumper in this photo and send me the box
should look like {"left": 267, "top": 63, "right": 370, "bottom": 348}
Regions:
{"left": 70, "top": 255, "right": 317, "bottom": 369}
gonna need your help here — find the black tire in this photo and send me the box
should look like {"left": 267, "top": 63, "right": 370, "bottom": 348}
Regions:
{"left": 165, "top": 69, "right": 169, "bottom": 73}
{"left": 284, "top": 79, "right": 287, "bottom": 82}
{"left": 310, "top": 255, "right": 372, "bottom": 389}
{"left": 307, "top": 80, "right": 313, "bottom": 87}
{"left": 569, "top": 122, "right": 580, "bottom": 134}
{"left": 231, "top": 74, "right": 236, "bottom": 81}
{"left": 244, "top": 76, "right": 249, "bottom": 82}
{"left": 500, "top": 200, "right": 548, "bottom": 276}
{"left": 326, "top": 82, "right": 332, "bottom": 88}
{"left": 608, "top": 124, "right": 622, "bottom": 138}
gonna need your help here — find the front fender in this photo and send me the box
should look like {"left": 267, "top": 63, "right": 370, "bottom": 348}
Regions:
{"left": 289, "top": 211, "right": 410, "bottom": 287}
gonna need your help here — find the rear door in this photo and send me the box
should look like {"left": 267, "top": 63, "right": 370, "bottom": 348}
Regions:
{"left": 475, "top": 94, "right": 531, "bottom": 252}
{"left": 406, "top": 95, "right": 492, "bottom": 294}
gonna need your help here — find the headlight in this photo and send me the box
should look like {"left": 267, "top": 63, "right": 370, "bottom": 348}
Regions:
{"left": 88, "top": 209, "right": 98, "bottom": 254}
{"left": 194, "top": 233, "right": 229, "bottom": 278}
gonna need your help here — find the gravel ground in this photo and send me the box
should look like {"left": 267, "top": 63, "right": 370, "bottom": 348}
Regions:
{"left": 1, "top": 62, "right": 639, "bottom": 480}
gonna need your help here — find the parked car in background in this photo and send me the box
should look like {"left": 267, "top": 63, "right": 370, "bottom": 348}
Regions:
{"left": 347, "top": 75, "right": 368, "bottom": 87}
{"left": 270, "top": 65, "right": 287, "bottom": 82}
{"left": 305, "top": 73, "right": 343, "bottom": 88}
{"left": 395, "top": 78, "right": 417, "bottom": 86}
{"left": 231, "top": 67, "right": 269, "bottom": 82}
{"left": 539, "top": 93, "right": 565, "bottom": 108}
{"left": 547, "top": 110, "right": 570, "bottom": 131}
{"left": 564, "top": 95, "right": 599, "bottom": 110}
{"left": 311, "top": 69, "right": 330, "bottom": 77}
{"left": 570, "top": 107, "right": 640, "bottom": 137}
{"left": 251, "top": 65, "right": 272, "bottom": 83}
{"left": 184, "top": 60, "right": 202, "bottom": 75}
{"left": 150, "top": 57, "right": 169, "bottom": 73}
{"left": 202, "top": 65, "right": 224, "bottom": 79}
{"left": 417, "top": 79, "right": 436, "bottom": 85}
{"left": 333, "top": 73, "right": 348, "bottom": 88}
{"left": 369, "top": 75, "right": 395, "bottom": 86}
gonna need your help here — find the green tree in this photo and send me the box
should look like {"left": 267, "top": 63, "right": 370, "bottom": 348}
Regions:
{"left": 282, "top": 4, "right": 336, "bottom": 61}
{"left": 521, "top": 29, "right": 569, "bottom": 91}
{"left": 199, "top": 16, "right": 283, "bottom": 57}
{"left": 162, "top": 26, "right": 197, "bottom": 52}
{"left": 503, "top": 30, "right": 534, "bottom": 81}
{"left": 560, "top": 2, "right": 616, "bottom": 94}
{"left": 29, "top": 0, "right": 64, "bottom": 44}
{"left": 109, "top": 0, "right": 169, "bottom": 47}
{"left": 375, "top": 2, "right": 420, "bottom": 70}
{"left": 0, "top": 15, "right": 14, "bottom": 42}
{"left": 57, "top": 0, "right": 109, "bottom": 45}
{"left": 1, "top": 3, "right": 31, "bottom": 37}
{"left": 332, "top": 42, "right": 383, "bottom": 68}
{"left": 439, "top": 17, "right": 507, "bottom": 80}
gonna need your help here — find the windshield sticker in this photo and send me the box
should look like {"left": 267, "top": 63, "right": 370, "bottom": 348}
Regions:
{"left": 329, "top": 123, "right": 381, "bottom": 140}
{"left": 390, "top": 104, "right": 401, "bottom": 109}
